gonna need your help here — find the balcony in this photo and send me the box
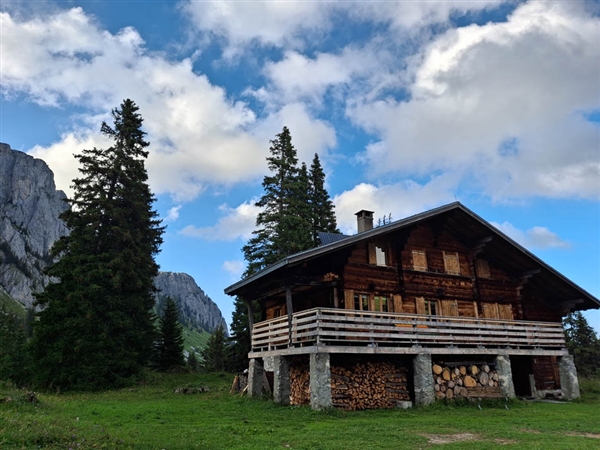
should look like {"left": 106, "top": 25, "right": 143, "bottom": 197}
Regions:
{"left": 250, "top": 308, "right": 567, "bottom": 357}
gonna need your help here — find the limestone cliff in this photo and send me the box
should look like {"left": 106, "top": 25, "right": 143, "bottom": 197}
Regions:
{"left": 154, "top": 272, "right": 228, "bottom": 334}
{"left": 0, "top": 143, "right": 227, "bottom": 333}
{"left": 0, "top": 143, "right": 69, "bottom": 307}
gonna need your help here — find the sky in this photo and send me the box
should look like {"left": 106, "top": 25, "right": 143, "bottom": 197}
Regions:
{"left": 1, "top": 0, "right": 599, "bottom": 333}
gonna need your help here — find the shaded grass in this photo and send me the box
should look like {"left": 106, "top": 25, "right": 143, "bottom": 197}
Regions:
{"left": 0, "top": 288, "right": 26, "bottom": 318}
{"left": 1, "top": 376, "right": 599, "bottom": 449}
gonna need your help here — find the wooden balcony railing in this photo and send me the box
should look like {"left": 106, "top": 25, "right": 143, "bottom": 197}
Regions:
{"left": 251, "top": 308, "right": 566, "bottom": 353}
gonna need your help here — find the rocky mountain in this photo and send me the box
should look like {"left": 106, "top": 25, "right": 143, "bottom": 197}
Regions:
{"left": 0, "top": 143, "right": 226, "bottom": 333}
{"left": 154, "top": 272, "right": 228, "bottom": 334}
{"left": 0, "top": 143, "right": 69, "bottom": 307}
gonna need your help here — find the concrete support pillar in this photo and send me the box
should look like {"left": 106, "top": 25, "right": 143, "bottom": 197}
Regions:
{"left": 310, "top": 353, "right": 332, "bottom": 410}
{"left": 248, "top": 358, "right": 264, "bottom": 398}
{"left": 413, "top": 353, "right": 435, "bottom": 406}
{"left": 273, "top": 355, "right": 291, "bottom": 405}
{"left": 559, "top": 355, "right": 580, "bottom": 400}
{"left": 494, "top": 354, "right": 516, "bottom": 399}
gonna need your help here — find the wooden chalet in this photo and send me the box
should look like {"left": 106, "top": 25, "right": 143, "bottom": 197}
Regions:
{"left": 225, "top": 202, "right": 599, "bottom": 409}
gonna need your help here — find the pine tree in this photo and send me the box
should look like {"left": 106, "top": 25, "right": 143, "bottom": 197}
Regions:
{"left": 242, "top": 127, "right": 312, "bottom": 277}
{"left": 308, "top": 153, "right": 339, "bottom": 243}
{"left": 226, "top": 297, "right": 260, "bottom": 373}
{"left": 32, "top": 99, "right": 164, "bottom": 390}
{"left": 156, "top": 297, "right": 185, "bottom": 371}
{"left": 187, "top": 352, "right": 200, "bottom": 372}
{"left": 0, "top": 309, "right": 32, "bottom": 386}
{"left": 563, "top": 312, "right": 600, "bottom": 377}
{"left": 201, "top": 325, "right": 227, "bottom": 372}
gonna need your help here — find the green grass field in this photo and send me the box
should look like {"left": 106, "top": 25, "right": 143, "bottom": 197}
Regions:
{"left": 0, "top": 288, "right": 26, "bottom": 318}
{"left": 1, "top": 375, "right": 599, "bottom": 449}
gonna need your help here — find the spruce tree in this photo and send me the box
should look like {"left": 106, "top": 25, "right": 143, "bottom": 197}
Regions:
{"left": 156, "top": 297, "right": 185, "bottom": 371}
{"left": 564, "top": 312, "right": 600, "bottom": 377}
{"left": 0, "top": 309, "right": 31, "bottom": 386}
{"left": 32, "top": 99, "right": 164, "bottom": 390}
{"left": 242, "top": 126, "right": 312, "bottom": 276}
{"left": 308, "top": 153, "right": 339, "bottom": 243}
{"left": 201, "top": 325, "right": 227, "bottom": 372}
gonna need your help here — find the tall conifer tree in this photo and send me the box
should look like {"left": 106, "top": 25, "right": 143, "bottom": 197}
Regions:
{"left": 32, "top": 99, "right": 163, "bottom": 390}
{"left": 308, "top": 153, "right": 338, "bottom": 243}
{"left": 155, "top": 297, "right": 185, "bottom": 371}
{"left": 242, "top": 126, "right": 312, "bottom": 276}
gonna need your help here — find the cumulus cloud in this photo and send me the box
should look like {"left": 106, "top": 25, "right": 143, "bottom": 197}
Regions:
{"left": 1, "top": 8, "right": 268, "bottom": 200}
{"left": 333, "top": 174, "right": 459, "bottom": 235}
{"left": 179, "top": 201, "right": 260, "bottom": 241}
{"left": 348, "top": 1, "right": 600, "bottom": 200}
{"left": 183, "top": 1, "right": 504, "bottom": 55}
{"left": 222, "top": 260, "right": 245, "bottom": 278}
{"left": 491, "top": 221, "right": 570, "bottom": 250}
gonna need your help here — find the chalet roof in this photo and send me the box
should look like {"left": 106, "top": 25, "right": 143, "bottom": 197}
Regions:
{"left": 225, "top": 202, "right": 600, "bottom": 311}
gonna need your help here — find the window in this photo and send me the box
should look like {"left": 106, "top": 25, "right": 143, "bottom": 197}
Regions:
{"left": 375, "top": 246, "right": 387, "bottom": 266}
{"left": 412, "top": 250, "right": 427, "bottom": 271}
{"left": 273, "top": 307, "right": 282, "bottom": 318}
{"left": 374, "top": 296, "right": 388, "bottom": 312}
{"left": 369, "top": 243, "right": 388, "bottom": 266}
{"left": 425, "top": 300, "right": 438, "bottom": 316}
{"left": 416, "top": 297, "right": 437, "bottom": 316}
{"left": 354, "top": 293, "right": 369, "bottom": 311}
{"left": 443, "top": 251, "right": 460, "bottom": 275}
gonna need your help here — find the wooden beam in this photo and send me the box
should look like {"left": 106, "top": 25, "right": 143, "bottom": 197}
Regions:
{"left": 286, "top": 285, "right": 293, "bottom": 347}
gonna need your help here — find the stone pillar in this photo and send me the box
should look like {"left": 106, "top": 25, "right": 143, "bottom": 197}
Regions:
{"left": 494, "top": 354, "right": 516, "bottom": 399}
{"left": 559, "top": 355, "right": 580, "bottom": 400}
{"left": 248, "top": 358, "right": 264, "bottom": 398}
{"left": 413, "top": 353, "right": 435, "bottom": 406}
{"left": 273, "top": 355, "right": 291, "bottom": 405}
{"left": 310, "top": 353, "right": 332, "bottom": 410}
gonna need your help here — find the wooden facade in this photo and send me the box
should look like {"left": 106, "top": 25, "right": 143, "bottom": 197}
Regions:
{"left": 225, "top": 203, "right": 599, "bottom": 408}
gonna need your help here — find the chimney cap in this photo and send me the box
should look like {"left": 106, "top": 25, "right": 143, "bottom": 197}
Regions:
{"left": 355, "top": 210, "right": 374, "bottom": 217}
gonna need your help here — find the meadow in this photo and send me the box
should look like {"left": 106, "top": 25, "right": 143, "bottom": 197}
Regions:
{"left": 1, "top": 374, "right": 599, "bottom": 449}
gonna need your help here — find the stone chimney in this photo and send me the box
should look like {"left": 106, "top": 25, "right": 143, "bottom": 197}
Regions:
{"left": 355, "top": 210, "right": 374, "bottom": 233}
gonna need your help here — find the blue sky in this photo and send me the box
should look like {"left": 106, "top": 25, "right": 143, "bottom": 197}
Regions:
{"left": 1, "top": 0, "right": 599, "bottom": 332}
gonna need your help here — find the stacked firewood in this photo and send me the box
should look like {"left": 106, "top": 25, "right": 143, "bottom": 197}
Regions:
{"left": 433, "top": 363, "right": 501, "bottom": 400}
{"left": 331, "top": 362, "right": 410, "bottom": 410}
{"left": 290, "top": 358, "right": 311, "bottom": 405}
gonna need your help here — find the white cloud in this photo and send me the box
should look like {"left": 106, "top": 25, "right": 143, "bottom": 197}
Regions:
{"left": 179, "top": 201, "right": 261, "bottom": 241}
{"left": 182, "top": 0, "right": 333, "bottom": 56}
{"left": 2, "top": 8, "right": 267, "bottom": 201}
{"left": 252, "top": 103, "right": 338, "bottom": 165}
{"left": 348, "top": 1, "right": 600, "bottom": 200}
{"left": 333, "top": 174, "right": 459, "bottom": 235}
{"left": 491, "top": 221, "right": 570, "bottom": 250}
{"left": 183, "top": 1, "right": 504, "bottom": 55}
{"left": 164, "top": 206, "right": 182, "bottom": 223}
{"left": 222, "top": 260, "right": 245, "bottom": 279}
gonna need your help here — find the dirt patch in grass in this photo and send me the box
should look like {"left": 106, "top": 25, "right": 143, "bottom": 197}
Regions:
{"left": 520, "top": 429, "right": 542, "bottom": 434}
{"left": 495, "top": 438, "right": 518, "bottom": 445}
{"left": 566, "top": 432, "right": 600, "bottom": 439}
{"left": 421, "top": 433, "right": 480, "bottom": 444}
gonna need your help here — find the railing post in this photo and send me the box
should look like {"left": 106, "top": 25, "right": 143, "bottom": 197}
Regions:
{"left": 315, "top": 309, "right": 322, "bottom": 346}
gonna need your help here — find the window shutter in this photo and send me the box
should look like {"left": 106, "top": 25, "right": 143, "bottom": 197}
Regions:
{"left": 412, "top": 250, "right": 427, "bottom": 271}
{"left": 368, "top": 243, "right": 377, "bottom": 264}
{"left": 498, "top": 304, "right": 513, "bottom": 320}
{"left": 481, "top": 302, "right": 499, "bottom": 319}
{"left": 344, "top": 289, "right": 354, "bottom": 310}
{"left": 443, "top": 251, "right": 460, "bottom": 275}
{"left": 416, "top": 296, "right": 426, "bottom": 315}
{"left": 476, "top": 259, "right": 491, "bottom": 278}
{"left": 393, "top": 294, "right": 403, "bottom": 313}
{"left": 441, "top": 300, "right": 458, "bottom": 316}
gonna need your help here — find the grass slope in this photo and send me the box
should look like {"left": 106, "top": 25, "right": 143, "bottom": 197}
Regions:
{"left": 182, "top": 325, "right": 211, "bottom": 355}
{"left": 0, "top": 287, "right": 26, "bottom": 318}
{"left": 1, "top": 376, "right": 599, "bottom": 449}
